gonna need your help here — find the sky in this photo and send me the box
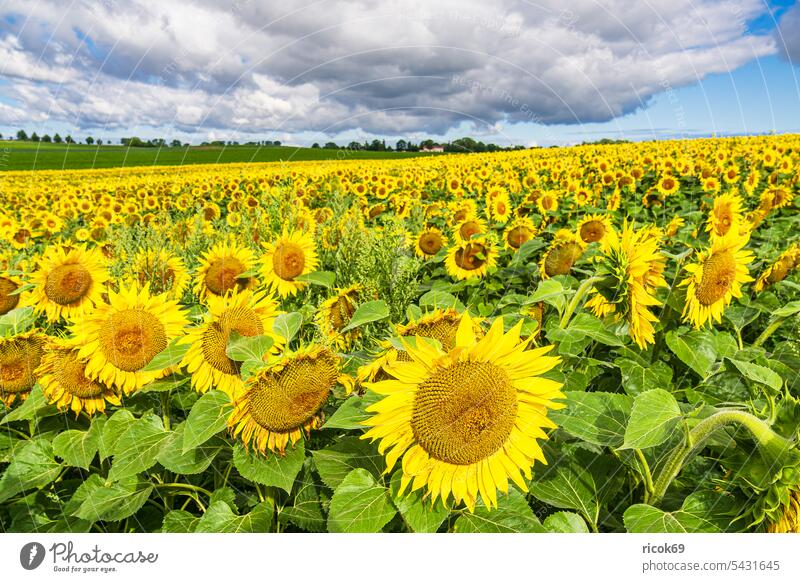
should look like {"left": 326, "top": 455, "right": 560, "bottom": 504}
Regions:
{"left": 0, "top": 0, "right": 798, "bottom": 147}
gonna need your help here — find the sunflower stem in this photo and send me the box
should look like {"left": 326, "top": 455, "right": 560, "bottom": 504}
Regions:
{"left": 560, "top": 276, "right": 603, "bottom": 328}
{"left": 753, "top": 317, "right": 788, "bottom": 347}
{"left": 635, "top": 449, "right": 655, "bottom": 503}
{"left": 649, "top": 410, "right": 780, "bottom": 506}
{"left": 155, "top": 482, "right": 212, "bottom": 498}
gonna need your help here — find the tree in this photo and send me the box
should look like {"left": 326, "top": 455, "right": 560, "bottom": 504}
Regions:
{"left": 323, "top": 141, "right": 338, "bottom": 149}
{"left": 396, "top": 139, "right": 407, "bottom": 152}
{"left": 97, "top": 139, "right": 103, "bottom": 145}
{"left": 85, "top": 136, "right": 94, "bottom": 145}
{"left": 41, "top": 134, "right": 52, "bottom": 143}
{"left": 347, "top": 141, "right": 362, "bottom": 151}
{"left": 170, "top": 139, "right": 182, "bottom": 147}
{"left": 273, "top": 141, "right": 281, "bottom": 147}
{"left": 16, "top": 130, "right": 28, "bottom": 141}
{"left": 30, "top": 132, "right": 40, "bottom": 142}
{"left": 53, "top": 133, "right": 62, "bottom": 143}
{"left": 65, "top": 135, "right": 75, "bottom": 144}
{"left": 311, "top": 142, "right": 320, "bottom": 148}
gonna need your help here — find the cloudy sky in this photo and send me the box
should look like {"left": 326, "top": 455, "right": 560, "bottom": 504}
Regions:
{"left": 0, "top": 0, "right": 798, "bottom": 146}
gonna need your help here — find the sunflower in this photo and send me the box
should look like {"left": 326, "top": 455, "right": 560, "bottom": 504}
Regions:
{"left": 357, "top": 309, "right": 485, "bottom": 383}
{"left": 656, "top": 174, "right": 680, "bottom": 196}
{"left": 503, "top": 216, "right": 537, "bottom": 251}
{"left": 489, "top": 194, "right": 513, "bottom": 224}
{"left": 181, "top": 289, "right": 282, "bottom": 397}
{"left": 362, "top": 315, "right": 564, "bottom": 512}
{"left": 681, "top": 232, "right": 754, "bottom": 328}
{"left": 130, "top": 248, "right": 189, "bottom": 299}
{"left": 69, "top": 284, "right": 189, "bottom": 395}
{"left": 445, "top": 236, "right": 497, "bottom": 280}
{"left": 454, "top": 216, "right": 487, "bottom": 243}
{"left": 539, "top": 231, "right": 584, "bottom": 279}
{"left": 260, "top": 230, "right": 319, "bottom": 298}
{"left": 0, "top": 331, "right": 45, "bottom": 407}
{"left": 768, "top": 489, "right": 800, "bottom": 533}
{"left": 229, "top": 345, "right": 341, "bottom": 455}
{"left": 577, "top": 214, "right": 612, "bottom": 245}
{"left": 316, "top": 285, "right": 362, "bottom": 349}
{"left": 193, "top": 239, "right": 257, "bottom": 302}
{"left": 0, "top": 273, "right": 23, "bottom": 316}
{"left": 536, "top": 192, "right": 559, "bottom": 214}
{"left": 664, "top": 216, "right": 685, "bottom": 238}
{"left": 589, "top": 223, "right": 667, "bottom": 348}
{"left": 415, "top": 227, "right": 447, "bottom": 259}
{"left": 37, "top": 339, "right": 120, "bottom": 416}
{"left": 754, "top": 244, "right": 800, "bottom": 292}
{"left": 706, "top": 192, "right": 744, "bottom": 238}
{"left": 29, "top": 244, "right": 109, "bottom": 322}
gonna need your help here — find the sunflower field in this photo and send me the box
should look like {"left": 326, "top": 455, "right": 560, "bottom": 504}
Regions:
{"left": 1, "top": 134, "right": 799, "bottom": 534}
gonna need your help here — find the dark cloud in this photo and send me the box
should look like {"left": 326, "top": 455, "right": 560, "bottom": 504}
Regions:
{"left": 0, "top": 0, "right": 777, "bottom": 138}
{"left": 775, "top": 3, "right": 800, "bottom": 64}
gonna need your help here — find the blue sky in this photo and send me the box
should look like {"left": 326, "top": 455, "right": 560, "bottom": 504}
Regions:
{"left": 0, "top": 0, "right": 798, "bottom": 146}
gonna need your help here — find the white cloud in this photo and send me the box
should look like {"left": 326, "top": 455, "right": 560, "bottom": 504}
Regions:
{"left": 0, "top": 0, "right": 778, "bottom": 137}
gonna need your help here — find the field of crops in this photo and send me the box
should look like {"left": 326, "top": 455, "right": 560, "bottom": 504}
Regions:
{"left": 0, "top": 134, "right": 798, "bottom": 534}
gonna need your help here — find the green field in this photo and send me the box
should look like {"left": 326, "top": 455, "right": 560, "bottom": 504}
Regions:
{"left": 0, "top": 141, "right": 430, "bottom": 171}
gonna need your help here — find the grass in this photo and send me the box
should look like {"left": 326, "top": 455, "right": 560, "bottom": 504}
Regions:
{"left": 0, "top": 141, "right": 431, "bottom": 171}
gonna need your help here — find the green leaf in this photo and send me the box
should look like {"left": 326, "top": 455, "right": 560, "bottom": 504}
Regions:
{"left": 327, "top": 469, "right": 396, "bottom": 533}
{"left": 273, "top": 312, "right": 303, "bottom": 343}
{"left": 195, "top": 501, "right": 273, "bottom": 533}
{"left": 139, "top": 375, "right": 188, "bottom": 393}
{"left": 544, "top": 511, "right": 590, "bottom": 533}
{"left": 311, "top": 437, "right": 384, "bottom": 489}
{"left": 141, "top": 337, "right": 190, "bottom": 372}
{"left": 108, "top": 417, "right": 171, "bottom": 481}
{"left": 550, "top": 390, "right": 633, "bottom": 448}
{"left": 158, "top": 423, "right": 223, "bottom": 474}
{"left": 0, "top": 306, "right": 35, "bottom": 336}
{"left": 728, "top": 358, "right": 783, "bottom": 391}
{"left": 1, "top": 385, "right": 57, "bottom": 424}
{"left": 233, "top": 441, "right": 305, "bottom": 493}
{"left": 321, "top": 392, "right": 381, "bottom": 430}
{"left": 226, "top": 332, "right": 274, "bottom": 362}
{"left": 454, "top": 488, "right": 546, "bottom": 533}
{"left": 529, "top": 279, "right": 567, "bottom": 313}
{"left": 773, "top": 300, "right": 800, "bottom": 318}
{"left": 418, "top": 290, "right": 462, "bottom": 310}
{"left": 294, "top": 270, "right": 335, "bottom": 288}
{"left": 615, "top": 358, "right": 673, "bottom": 396}
{"left": 162, "top": 510, "right": 200, "bottom": 533}
{"left": 73, "top": 479, "right": 153, "bottom": 522}
{"left": 389, "top": 471, "right": 449, "bottom": 533}
{"left": 8, "top": 282, "right": 35, "bottom": 296}
{"left": 621, "top": 389, "right": 682, "bottom": 450}
{"left": 340, "top": 300, "right": 390, "bottom": 332}
{"left": 97, "top": 409, "right": 136, "bottom": 460}
{"left": 623, "top": 504, "right": 687, "bottom": 533}
{"left": 567, "top": 313, "right": 624, "bottom": 346}
{"left": 666, "top": 329, "right": 717, "bottom": 378}
{"left": 53, "top": 426, "right": 100, "bottom": 470}
{"left": 625, "top": 491, "right": 739, "bottom": 533}
{"left": 0, "top": 439, "right": 62, "bottom": 503}
{"left": 530, "top": 456, "right": 599, "bottom": 528}
{"left": 182, "top": 390, "right": 231, "bottom": 452}
{"left": 280, "top": 466, "right": 325, "bottom": 532}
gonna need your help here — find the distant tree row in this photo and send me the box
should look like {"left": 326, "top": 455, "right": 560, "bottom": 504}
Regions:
{"left": 309, "top": 137, "right": 524, "bottom": 152}
{"left": 12, "top": 130, "right": 96, "bottom": 144}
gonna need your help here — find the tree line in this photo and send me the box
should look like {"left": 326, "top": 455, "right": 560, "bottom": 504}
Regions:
{"left": 5, "top": 129, "right": 524, "bottom": 152}
{"left": 311, "top": 137, "right": 524, "bottom": 152}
